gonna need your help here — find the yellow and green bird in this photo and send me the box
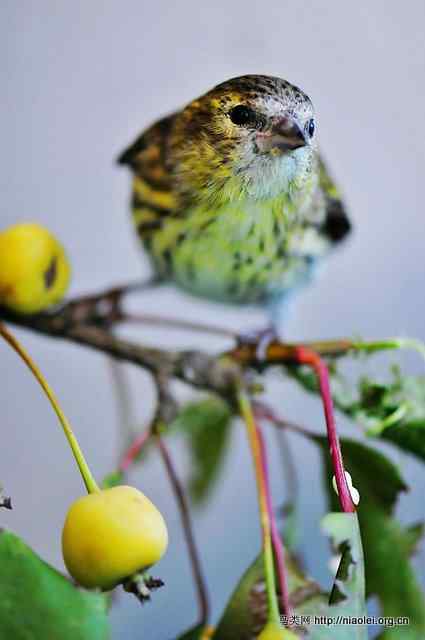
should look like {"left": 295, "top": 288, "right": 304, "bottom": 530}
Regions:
{"left": 118, "top": 75, "right": 350, "bottom": 332}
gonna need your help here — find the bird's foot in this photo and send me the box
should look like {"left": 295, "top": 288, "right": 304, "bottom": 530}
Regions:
{"left": 237, "top": 326, "right": 279, "bottom": 362}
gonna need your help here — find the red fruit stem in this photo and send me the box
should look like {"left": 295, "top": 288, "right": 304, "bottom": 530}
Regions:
{"left": 257, "top": 424, "right": 292, "bottom": 618}
{"left": 294, "top": 347, "right": 355, "bottom": 513}
{"left": 119, "top": 428, "right": 152, "bottom": 473}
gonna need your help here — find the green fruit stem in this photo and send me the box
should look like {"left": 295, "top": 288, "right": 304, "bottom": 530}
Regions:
{"left": 238, "top": 388, "right": 281, "bottom": 626}
{"left": 353, "top": 337, "right": 425, "bottom": 361}
{"left": 0, "top": 322, "right": 99, "bottom": 494}
{"left": 257, "top": 424, "right": 292, "bottom": 619}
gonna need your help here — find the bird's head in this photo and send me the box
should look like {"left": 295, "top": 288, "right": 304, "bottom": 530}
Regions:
{"left": 171, "top": 75, "right": 317, "bottom": 203}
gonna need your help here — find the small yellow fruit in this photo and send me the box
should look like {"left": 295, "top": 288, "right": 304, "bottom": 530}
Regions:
{"left": 62, "top": 485, "right": 168, "bottom": 590}
{"left": 257, "top": 621, "right": 298, "bottom": 639}
{"left": 0, "top": 222, "right": 70, "bottom": 313}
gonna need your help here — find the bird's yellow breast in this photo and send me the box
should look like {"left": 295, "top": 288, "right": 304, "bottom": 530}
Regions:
{"left": 133, "top": 185, "right": 321, "bottom": 305}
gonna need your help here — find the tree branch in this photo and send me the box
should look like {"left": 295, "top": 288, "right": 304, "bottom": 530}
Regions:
{"left": 0, "top": 283, "right": 360, "bottom": 398}
{"left": 0, "top": 304, "right": 242, "bottom": 394}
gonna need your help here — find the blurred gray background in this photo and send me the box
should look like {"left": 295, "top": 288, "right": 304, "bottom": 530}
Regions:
{"left": 1, "top": 2, "right": 424, "bottom": 638}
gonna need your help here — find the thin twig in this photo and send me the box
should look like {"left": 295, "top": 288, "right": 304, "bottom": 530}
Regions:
{"left": 2, "top": 281, "right": 420, "bottom": 383}
{"left": 66, "top": 277, "right": 161, "bottom": 311}
{"left": 155, "top": 433, "right": 210, "bottom": 627}
{"left": 273, "top": 427, "right": 299, "bottom": 508}
{"left": 253, "top": 402, "right": 313, "bottom": 438}
{"left": 108, "top": 358, "right": 139, "bottom": 455}
{"left": 228, "top": 338, "right": 355, "bottom": 365}
{"left": 0, "top": 307, "right": 242, "bottom": 393}
{"left": 122, "top": 312, "right": 237, "bottom": 339}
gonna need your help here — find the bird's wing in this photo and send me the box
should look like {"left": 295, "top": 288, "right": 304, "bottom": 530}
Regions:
{"left": 118, "top": 113, "right": 179, "bottom": 239}
{"left": 317, "top": 155, "right": 351, "bottom": 243}
{"left": 117, "top": 111, "right": 177, "bottom": 180}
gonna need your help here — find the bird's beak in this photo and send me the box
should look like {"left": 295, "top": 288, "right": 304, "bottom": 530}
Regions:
{"left": 257, "top": 117, "right": 307, "bottom": 153}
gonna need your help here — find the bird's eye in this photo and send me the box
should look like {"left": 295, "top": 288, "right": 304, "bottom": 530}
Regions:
{"left": 307, "top": 118, "right": 315, "bottom": 137}
{"left": 229, "top": 105, "right": 255, "bottom": 126}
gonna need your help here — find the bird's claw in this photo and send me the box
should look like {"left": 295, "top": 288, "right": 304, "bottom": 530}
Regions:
{"left": 237, "top": 327, "right": 278, "bottom": 362}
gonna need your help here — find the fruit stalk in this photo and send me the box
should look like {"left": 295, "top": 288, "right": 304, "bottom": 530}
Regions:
{"left": 293, "top": 346, "right": 355, "bottom": 513}
{"left": 257, "top": 424, "right": 292, "bottom": 618}
{"left": 238, "top": 388, "right": 281, "bottom": 626}
{"left": 353, "top": 336, "right": 425, "bottom": 361}
{"left": 0, "top": 322, "right": 99, "bottom": 494}
{"left": 156, "top": 432, "right": 210, "bottom": 626}
{"left": 119, "top": 427, "right": 152, "bottom": 473}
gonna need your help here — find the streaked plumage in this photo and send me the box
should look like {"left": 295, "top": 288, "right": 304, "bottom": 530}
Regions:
{"left": 118, "top": 75, "right": 350, "bottom": 322}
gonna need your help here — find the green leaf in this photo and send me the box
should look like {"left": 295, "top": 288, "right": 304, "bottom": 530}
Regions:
{"left": 212, "top": 514, "right": 370, "bottom": 640}
{"left": 280, "top": 502, "right": 299, "bottom": 551}
{"left": 211, "top": 553, "right": 264, "bottom": 639}
{"left": 403, "top": 521, "right": 425, "bottom": 556}
{"left": 340, "top": 371, "right": 425, "bottom": 460}
{"left": 377, "top": 625, "right": 425, "bottom": 640}
{"left": 316, "top": 436, "right": 408, "bottom": 514}
{"left": 288, "top": 512, "right": 368, "bottom": 640}
{"left": 171, "top": 397, "right": 232, "bottom": 505}
{"left": 101, "top": 470, "right": 124, "bottom": 489}
{"left": 287, "top": 363, "right": 425, "bottom": 462}
{"left": 174, "top": 623, "right": 207, "bottom": 639}
{"left": 379, "top": 419, "right": 425, "bottom": 461}
{"left": 319, "top": 513, "right": 367, "bottom": 639}
{"left": 212, "top": 551, "right": 328, "bottom": 639}
{"left": 313, "top": 437, "right": 425, "bottom": 634}
{"left": 0, "top": 529, "right": 110, "bottom": 640}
